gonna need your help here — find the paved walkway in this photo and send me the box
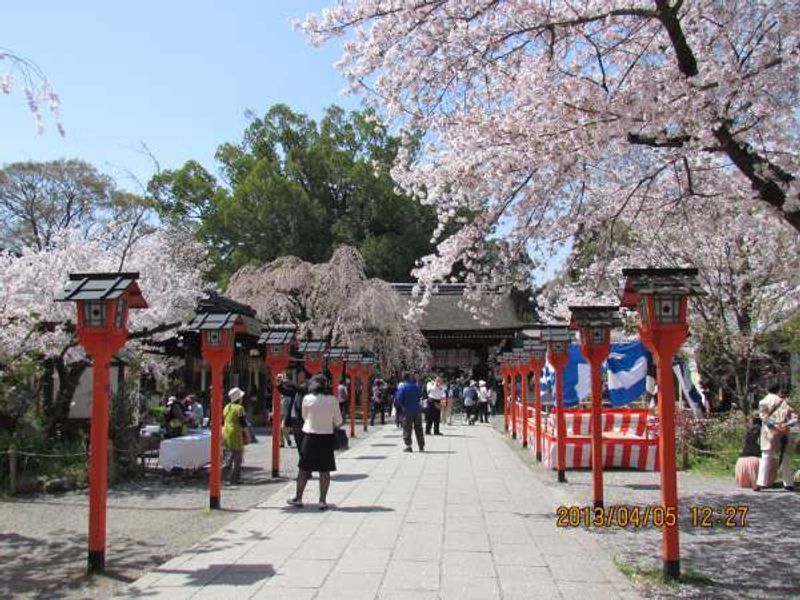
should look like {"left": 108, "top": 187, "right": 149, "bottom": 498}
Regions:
{"left": 122, "top": 422, "right": 640, "bottom": 599}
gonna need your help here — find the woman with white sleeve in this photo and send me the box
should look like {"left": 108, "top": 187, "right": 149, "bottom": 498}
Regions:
{"left": 287, "top": 374, "right": 343, "bottom": 510}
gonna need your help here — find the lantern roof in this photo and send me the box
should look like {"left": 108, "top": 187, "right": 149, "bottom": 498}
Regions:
{"left": 327, "top": 346, "right": 349, "bottom": 360}
{"left": 568, "top": 305, "right": 621, "bottom": 329}
{"left": 539, "top": 323, "right": 572, "bottom": 342}
{"left": 187, "top": 312, "right": 236, "bottom": 330}
{"left": 258, "top": 323, "right": 296, "bottom": 346}
{"left": 55, "top": 272, "right": 148, "bottom": 308}
{"left": 298, "top": 340, "right": 328, "bottom": 354}
{"left": 620, "top": 268, "right": 703, "bottom": 307}
{"left": 345, "top": 350, "right": 364, "bottom": 362}
{"left": 359, "top": 352, "right": 375, "bottom": 365}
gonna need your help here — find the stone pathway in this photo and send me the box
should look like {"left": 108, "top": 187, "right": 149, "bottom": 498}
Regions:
{"left": 121, "top": 422, "right": 640, "bottom": 599}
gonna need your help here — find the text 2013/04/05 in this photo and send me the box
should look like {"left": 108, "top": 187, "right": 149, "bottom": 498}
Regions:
{"left": 555, "top": 505, "right": 749, "bottom": 529}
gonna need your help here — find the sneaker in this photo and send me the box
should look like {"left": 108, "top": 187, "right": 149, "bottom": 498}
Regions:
{"left": 753, "top": 485, "right": 763, "bottom": 492}
{"left": 286, "top": 498, "right": 303, "bottom": 508}
{"left": 419, "top": 447, "right": 425, "bottom": 452}
{"left": 404, "top": 446, "right": 413, "bottom": 453}
{"left": 784, "top": 485, "right": 796, "bottom": 492}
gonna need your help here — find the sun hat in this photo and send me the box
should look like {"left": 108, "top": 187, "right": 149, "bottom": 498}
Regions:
{"left": 228, "top": 387, "right": 245, "bottom": 402}
{"left": 479, "top": 380, "right": 486, "bottom": 386}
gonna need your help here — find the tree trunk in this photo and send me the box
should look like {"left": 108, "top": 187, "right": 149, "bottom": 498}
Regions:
{"left": 48, "top": 358, "right": 90, "bottom": 436}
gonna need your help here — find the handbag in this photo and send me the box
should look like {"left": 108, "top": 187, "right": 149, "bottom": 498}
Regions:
{"left": 334, "top": 427, "right": 349, "bottom": 451}
{"left": 242, "top": 427, "right": 251, "bottom": 446}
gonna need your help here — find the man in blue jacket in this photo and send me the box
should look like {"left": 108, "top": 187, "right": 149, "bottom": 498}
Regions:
{"left": 395, "top": 371, "right": 425, "bottom": 452}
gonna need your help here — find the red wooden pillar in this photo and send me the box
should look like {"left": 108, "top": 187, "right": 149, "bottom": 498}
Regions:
{"left": 521, "top": 367, "right": 529, "bottom": 448}
{"left": 265, "top": 353, "right": 290, "bottom": 478}
{"left": 510, "top": 368, "right": 518, "bottom": 440}
{"left": 622, "top": 267, "right": 700, "bottom": 580}
{"left": 548, "top": 347, "right": 570, "bottom": 483}
{"left": 361, "top": 366, "right": 372, "bottom": 431}
{"left": 87, "top": 349, "right": 113, "bottom": 572}
{"left": 346, "top": 364, "right": 361, "bottom": 438}
{"left": 523, "top": 343, "right": 547, "bottom": 462}
{"left": 208, "top": 361, "right": 224, "bottom": 508}
{"left": 502, "top": 366, "right": 510, "bottom": 432}
{"left": 584, "top": 345, "right": 609, "bottom": 507}
{"left": 569, "top": 306, "right": 619, "bottom": 508}
{"left": 203, "top": 337, "right": 235, "bottom": 509}
{"left": 532, "top": 360, "right": 544, "bottom": 461}
{"left": 56, "top": 273, "right": 147, "bottom": 574}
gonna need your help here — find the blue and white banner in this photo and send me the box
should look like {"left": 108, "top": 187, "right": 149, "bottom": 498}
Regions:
{"left": 533, "top": 341, "right": 707, "bottom": 410}
{"left": 674, "top": 359, "right": 708, "bottom": 415}
{"left": 542, "top": 341, "right": 651, "bottom": 408}
{"left": 607, "top": 342, "right": 650, "bottom": 407}
{"left": 563, "top": 345, "right": 590, "bottom": 407}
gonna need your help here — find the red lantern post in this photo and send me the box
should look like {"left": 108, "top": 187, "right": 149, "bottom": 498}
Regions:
{"left": 500, "top": 360, "right": 510, "bottom": 432}
{"left": 510, "top": 361, "right": 518, "bottom": 440}
{"left": 189, "top": 311, "right": 253, "bottom": 510}
{"left": 260, "top": 325, "right": 296, "bottom": 478}
{"left": 542, "top": 325, "right": 572, "bottom": 483}
{"left": 622, "top": 268, "right": 702, "bottom": 580}
{"left": 360, "top": 355, "right": 374, "bottom": 431}
{"left": 299, "top": 340, "right": 327, "bottom": 377}
{"left": 525, "top": 340, "right": 547, "bottom": 462}
{"left": 569, "top": 306, "right": 620, "bottom": 508}
{"left": 514, "top": 349, "right": 530, "bottom": 448}
{"left": 327, "top": 346, "right": 349, "bottom": 412}
{"left": 345, "top": 351, "right": 363, "bottom": 438}
{"left": 56, "top": 272, "right": 148, "bottom": 573}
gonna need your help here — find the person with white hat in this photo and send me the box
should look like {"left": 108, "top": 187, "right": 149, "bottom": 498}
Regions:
{"left": 222, "top": 387, "right": 249, "bottom": 484}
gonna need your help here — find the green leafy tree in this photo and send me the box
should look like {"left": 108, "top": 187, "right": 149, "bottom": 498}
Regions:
{"left": 0, "top": 159, "right": 150, "bottom": 251}
{"left": 149, "top": 104, "right": 437, "bottom": 284}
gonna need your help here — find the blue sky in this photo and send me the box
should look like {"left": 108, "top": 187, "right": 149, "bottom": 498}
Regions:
{"left": 0, "top": 1, "right": 356, "bottom": 191}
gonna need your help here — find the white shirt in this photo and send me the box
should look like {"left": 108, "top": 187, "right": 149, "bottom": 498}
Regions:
{"left": 427, "top": 381, "right": 447, "bottom": 400}
{"left": 302, "top": 393, "right": 344, "bottom": 434}
{"left": 478, "top": 386, "right": 489, "bottom": 403}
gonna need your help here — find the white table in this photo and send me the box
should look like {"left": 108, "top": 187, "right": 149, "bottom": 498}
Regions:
{"left": 159, "top": 430, "right": 212, "bottom": 471}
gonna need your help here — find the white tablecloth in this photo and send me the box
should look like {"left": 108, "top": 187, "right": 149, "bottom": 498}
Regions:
{"left": 159, "top": 430, "right": 211, "bottom": 471}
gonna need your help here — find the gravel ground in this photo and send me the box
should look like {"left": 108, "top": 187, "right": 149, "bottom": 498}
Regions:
{"left": 0, "top": 423, "right": 381, "bottom": 600}
{"left": 496, "top": 418, "right": 800, "bottom": 599}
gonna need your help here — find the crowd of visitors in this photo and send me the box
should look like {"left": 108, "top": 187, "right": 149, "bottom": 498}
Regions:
{"left": 150, "top": 369, "right": 501, "bottom": 501}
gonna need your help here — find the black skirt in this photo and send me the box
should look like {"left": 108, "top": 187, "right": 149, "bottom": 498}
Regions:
{"left": 299, "top": 432, "right": 336, "bottom": 472}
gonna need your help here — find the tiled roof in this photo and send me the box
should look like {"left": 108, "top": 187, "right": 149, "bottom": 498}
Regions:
{"left": 391, "top": 283, "right": 529, "bottom": 331}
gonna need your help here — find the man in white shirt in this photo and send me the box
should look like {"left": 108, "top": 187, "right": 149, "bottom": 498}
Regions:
{"left": 425, "top": 375, "right": 447, "bottom": 435}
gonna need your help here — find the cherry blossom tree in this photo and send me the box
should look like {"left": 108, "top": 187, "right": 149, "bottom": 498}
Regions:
{"left": 0, "top": 226, "right": 208, "bottom": 429}
{"left": 227, "top": 245, "right": 430, "bottom": 375}
{"left": 302, "top": 1, "right": 800, "bottom": 296}
{"left": 1, "top": 49, "right": 62, "bottom": 135}
{"left": 542, "top": 197, "right": 800, "bottom": 410}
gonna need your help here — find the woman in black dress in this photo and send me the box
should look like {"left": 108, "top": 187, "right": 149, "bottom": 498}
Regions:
{"left": 287, "top": 374, "right": 343, "bottom": 510}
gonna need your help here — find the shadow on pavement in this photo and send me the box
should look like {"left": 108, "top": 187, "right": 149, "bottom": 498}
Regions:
{"left": 331, "top": 473, "right": 369, "bottom": 482}
{"left": 125, "top": 563, "right": 276, "bottom": 596}
{"left": 333, "top": 505, "right": 396, "bottom": 513}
